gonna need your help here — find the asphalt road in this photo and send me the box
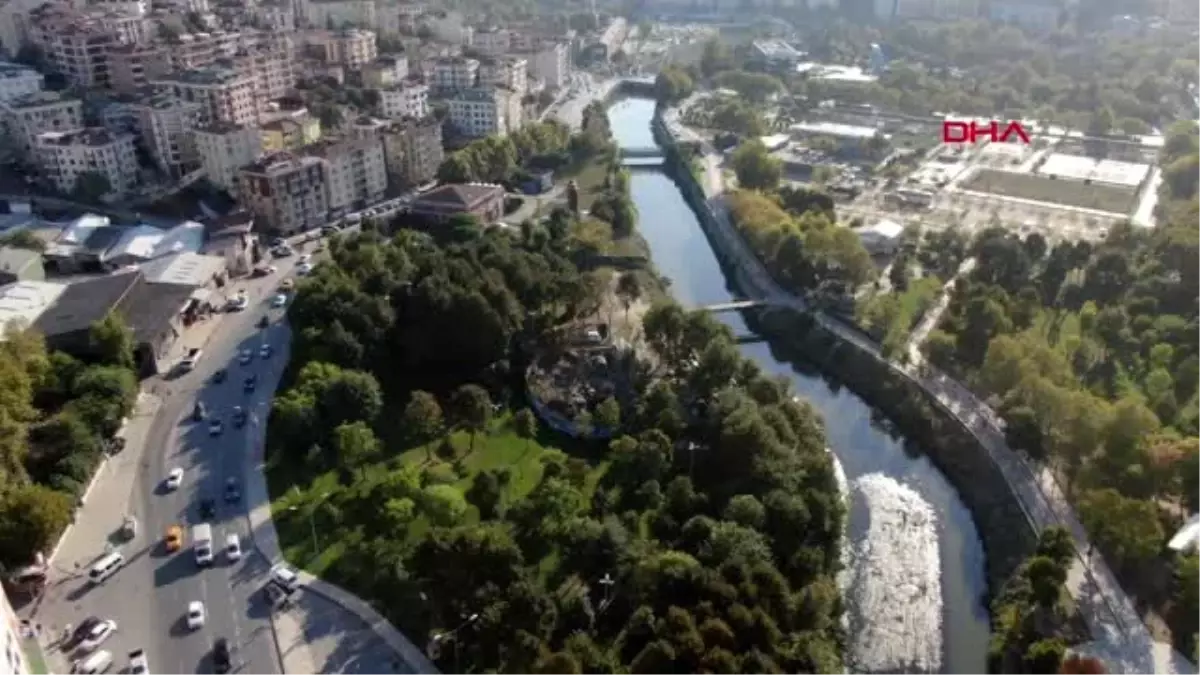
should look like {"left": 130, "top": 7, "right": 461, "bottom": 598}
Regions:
{"left": 38, "top": 259, "right": 299, "bottom": 675}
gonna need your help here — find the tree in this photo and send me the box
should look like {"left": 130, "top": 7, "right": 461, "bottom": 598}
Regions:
{"left": 403, "top": 391, "right": 445, "bottom": 460}
{"left": 1024, "top": 639, "right": 1066, "bottom": 673}
{"left": 89, "top": 312, "right": 135, "bottom": 370}
{"left": 450, "top": 384, "right": 492, "bottom": 453}
{"left": 314, "top": 103, "right": 344, "bottom": 130}
{"left": 594, "top": 397, "right": 620, "bottom": 431}
{"left": 466, "top": 469, "right": 505, "bottom": 519}
{"left": 654, "top": 67, "right": 693, "bottom": 104}
{"left": 0, "top": 483, "right": 73, "bottom": 567}
{"left": 1077, "top": 488, "right": 1162, "bottom": 571}
{"left": 333, "top": 421, "right": 381, "bottom": 477}
{"left": 420, "top": 484, "right": 469, "bottom": 526}
{"left": 724, "top": 494, "right": 767, "bottom": 529}
{"left": 513, "top": 408, "right": 538, "bottom": 456}
{"left": 72, "top": 171, "right": 112, "bottom": 202}
{"left": 616, "top": 273, "right": 642, "bottom": 321}
{"left": 731, "top": 141, "right": 782, "bottom": 191}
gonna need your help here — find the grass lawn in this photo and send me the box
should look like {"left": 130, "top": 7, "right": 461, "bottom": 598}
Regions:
{"left": 267, "top": 412, "right": 608, "bottom": 577}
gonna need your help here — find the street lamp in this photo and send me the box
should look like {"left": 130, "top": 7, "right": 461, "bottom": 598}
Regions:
{"left": 427, "top": 613, "right": 479, "bottom": 670}
{"left": 288, "top": 491, "right": 331, "bottom": 556}
{"left": 597, "top": 573, "right": 617, "bottom": 615}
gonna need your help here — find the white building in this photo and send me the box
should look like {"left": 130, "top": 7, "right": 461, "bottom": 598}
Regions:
{"left": 0, "top": 91, "right": 83, "bottom": 155}
{"left": 471, "top": 27, "right": 511, "bottom": 55}
{"left": 446, "top": 87, "right": 518, "bottom": 138}
{"left": 528, "top": 42, "right": 569, "bottom": 90}
{"left": 253, "top": 0, "right": 296, "bottom": 31}
{"left": 192, "top": 122, "right": 262, "bottom": 190}
{"left": 36, "top": 127, "right": 139, "bottom": 197}
{"left": 479, "top": 56, "right": 527, "bottom": 98}
{"left": 152, "top": 67, "right": 257, "bottom": 126}
{"left": 305, "top": 134, "right": 386, "bottom": 216}
{"left": 857, "top": 219, "right": 904, "bottom": 255}
{"left": 0, "top": 62, "right": 42, "bottom": 103}
{"left": 303, "top": 28, "right": 377, "bottom": 67}
{"left": 431, "top": 57, "right": 479, "bottom": 92}
{"left": 379, "top": 81, "right": 428, "bottom": 119}
{"left": 1, "top": 587, "right": 33, "bottom": 675}
{"left": 362, "top": 55, "right": 407, "bottom": 88}
{"left": 133, "top": 93, "right": 202, "bottom": 178}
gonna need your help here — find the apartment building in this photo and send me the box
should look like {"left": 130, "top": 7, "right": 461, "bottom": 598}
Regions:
{"left": 373, "top": 1, "right": 423, "bottom": 36}
{"left": 107, "top": 42, "right": 169, "bottom": 95}
{"left": 237, "top": 152, "right": 329, "bottom": 233}
{"left": 92, "top": 0, "right": 149, "bottom": 17}
{"left": 133, "top": 92, "right": 201, "bottom": 177}
{"left": 261, "top": 110, "right": 320, "bottom": 151}
{"left": 479, "top": 56, "right": 527, "bottom": 98}
{"left": 252, "top": 0, "right": 296, "bottom": 31}
{"left": 303, "top": 134, "right": 385, "bottom": 216}
{"left": 362, "top": 55, "right": 407, "bottom": 88}
{"left": 228, "top": 48, "right": 296, "bottom": 115}
{"left": 471, "top": 27, "right": 511, "bottom": 55}
{"left": 36, "top": 127, "right": 138, "bottom": 197}
{"left": 378, "top": 115, "right": 441, "bottom": 188}
{"left": 1, "top": 588, "right": 32, "bottom": 675}
{"left": 303, "top": 0, "right": 375, "bottom": 29}
{"left": 528, "top": 42, "right": 569, "bottom": 89}
{"left": 192, "top": 121, "right": 261, "bottom": 189}
{"left": 165, "top": 30, "right": 241, "bottom": 70}
{"left": 379, "top": 80, "right": 428, "bottom": 119}
{"left": 1, "top": 91, "right": 83, "bottom": 155}
{"left": 0, "top": 62, "right": 42, "bottom": 103}
{"left": 446, "top": 87, "right": 518, "bottom": 138}
{"left": 431, "top": 57, "right": 478, "bottom": 92}
{"left": 153, "top": 68, "right": 256, "bottom": 126}
{"left": 26, "top": 5, "right": 125, "bottom": 89}
{"left": 302, "top": 28, "right": 376, "bottom": 67}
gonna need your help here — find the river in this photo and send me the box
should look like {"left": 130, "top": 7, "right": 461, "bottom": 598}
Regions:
{"left": 606, "top": 97, "right": 990, "bottom": 673}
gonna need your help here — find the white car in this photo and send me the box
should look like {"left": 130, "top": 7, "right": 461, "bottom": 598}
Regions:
{"left": 271, "top": 293, "right": 288, "bottom": 309}
{"left": 225, "top": 534, "right": 242, "bottom": 562}
{"left": 269, "top": 564, "right": 299, "bottom": 592}
{"left": 260, "top": 344, "right": 273, "bottom": 359}
{"left": 238, "top": 349, "right": 253, "bottom": 365}
{"left": 186, "top": 601, "right": 206, "bottom": 630}
{"left": 78, "top": 619, "right": 117, "bottom": 653}
{"left": 226, "top": 295, "right": 248, "bottom": 312}
{"left": 297, "top": 254, "right": 312, "bottom": 265}
{"left": 208, "top": 419, "right": 223, "bottom": 436}
{"left": 164, "top": 468, "right": 184, "bottom": 491}
{"left": 296, "top": 262, "right": 314, "bottom": 276}
{"left": 128, "top": 649, "right": 149, "bottom": 675}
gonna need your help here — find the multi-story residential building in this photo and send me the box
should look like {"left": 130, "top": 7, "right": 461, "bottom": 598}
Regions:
{"left": 446, "top": 86, "right": 517, "bottom": 138}
{"left": 153, "top": 67, "right": 256, "bottom": 126}
{"left": 107, "top": 42, "right": 169, "bottom": 94}
{"left": 36, "top": 127, "right": 138, "bottom": 197}
{"left": 431, "top": 56, "right": 478, "bottom": 92}
{"left": 362, "top": 55, "right": 407, "bottom": 88}
{"left": 227, "top": 48, "right": 296, "bottom": 116}
{"left": 237, "top": 152, "right": 328, "bottom": 233}
{"left": 133, "top": 92, "right": 201, "bottom": 177}
{"left": 261, "top": 110, "right": 320, "bottom": 151}
{"left": 422, "top": 11, "right": 471, "bottom": 45}
{"left": 302, "top": 28, "right": 376, "bottom": 67}
{"left": 165, "top": 30, "right": 241, "bottom": 70}
{"left": 377, "top": 114, "right": 441, "bottom": 188}
{"left": 374, "top": 1, "right": 423, "bottom": 36}
{"left": 192, "top": 121, "right": 261, "bottom": 190}
{"left": 471, "top": 27, "right": 510, "bottom": 55}
{"left": 26, "top": 5, "right": 126, "bottom": 89}
{"left": 479, "top": 56, "right": 527, "bottom": 97}
{"left": 1, "top": 91, "right": 83, "bottom": 155}
{"left": 303, "top": 0, "right": 375, "bottom": 29}
{"left": 303, "top": 134, "right": 385, "bottom": 216}
{"left": 0, "top": 61, "right": 42, "bottom": 103}
{"left": 1, "top": 587, "right": 33, "bottom": 675}
{"left": 528, "top": 42, "right": 569, "bottom": 90}
{"left": 92, "top": 0, "right": 149, "bottom": 17}
{"left": 252, "top": 0, "right": 296, "bottom": 31}
{"left": 379, "top": 80, "right": 427, "bottom": 119}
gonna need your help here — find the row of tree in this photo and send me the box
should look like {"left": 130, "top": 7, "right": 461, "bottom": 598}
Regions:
{"left": 437, "top": 120, "right": 576, "bottom": 185}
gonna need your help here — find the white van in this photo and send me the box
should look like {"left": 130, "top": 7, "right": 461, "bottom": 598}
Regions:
{"left": 87, "top": 552, "right": 125, "bottom": 585}
{"left": 192, "top": 524, "right": 213, "bottom": 566}
{"left": 269, "top": 564, "right": 299, "bottom": 592}
{"left": 72, "top": 649, "right": 113, "bottom": 674}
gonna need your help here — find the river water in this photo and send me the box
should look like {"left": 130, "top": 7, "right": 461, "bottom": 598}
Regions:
{"left": 606, "top": 97, "right": 990, "bottom": 673}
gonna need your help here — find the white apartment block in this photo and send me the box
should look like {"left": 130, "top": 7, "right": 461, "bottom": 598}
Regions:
{"left": 134, "top": 93, "right": 202, "bottom": 177}
{"left": 107, "top": 42, "right": 169, "bottom": 94}
{"left": 304, "top": 0, "right": 375, "bottom": 29}
{"left": 379, "top": 81, "right": 428, "bottom": 119}
{"left": 471, "top": 27, "right": 510, "bottom": 55}
{"left": 304, "top": 134, "right": 385, "bottom": 216}
{"left": 529, "top": 42, "right": 569, "bottom": 89}
{"left": 446, "top": 87, "right": 518, "bottom": 138}
{"left": 192, "top": 122, "right": 261, "bottom": 190}
{"left": 1, "top": 91, "right": 83, "bottom": 155}
{"left": 378, "top": 115, "right": 441, "bottom": 188}
{"left": 36, "top": 127, "right": 138, "bottom": 197}
{"left": 479, "top": 56, "right": 527, "bottom": 98}
{"left": 153, "top": 68, "right": 256, "bottom": 126}
{"left": 26, "top": 5, "right": 121, "bottom": 89}
{"left": 303, "top": 28, "right": 376, "bottom": 67}
{"left": 165, "top": 30, "right": 241, "bottom": 70}
{"left": 0, "top": 62, "right": 43, "bottom": 103}
{"left": 432, "top": 57, "right": 478, "bottom": 92}
{"left": 228, "top": 48, "right": 297, "bottom": 116}
{"left": 362, "top": 55, "right": 407, "bottom": 88}
{"left": 237, "top": 152, "right": 329, "bottom": 233}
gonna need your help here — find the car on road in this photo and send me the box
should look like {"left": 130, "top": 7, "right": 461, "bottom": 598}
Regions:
{"left": 260, "top": 343, "right": 273, "bottom": 359}
{"left": 180, "top": 348, "right": 201, "bottom": 372}
{"left": 199, "top": 498, "right": 215, "bottom": 520}
{"left": 263, "top": 581, "right": 293, "bottom": 608}
{"left": 280, "top": 278, "right": 295, "bottom": 292}
{"left": 270, "top": 564, "right": 300, "bottom": 592}
{"left": 165, "top": 525, "right": 183, "bottom": 552}
{"left": 213, "top": 638, "right": 232, "bottom": 674}
{"left": 238, "top": 349, "right": 253, "bottom": 365}
{"left": 271, "top": 293, "right": 288, "bottom": 309}
{"left": 65, "top": 617, "right": 101, "bottom": 650}
{"left": 232, "top": 406, "right": 247, "bottom": 427}
{"left": 186, "top": 601, "right": 206, "bottom": 630}
{"left": 225, "top": 534, "right": 242, "bottom": 562}
{"left": 164, "top": 468, "right": 184, "bottom": 491}
{"left": 244, "top": 375, "right": 257, "bottom": 393}
{"left": 224, "top": 477, "right": 240, "bottom": 502}
{"left": 251, "top": 265, "right": 277, "bottom": 278}
{"left": 296, "top": 262, "right": 314, "bottom": 276}
{"left": 212, "top": 368, "right": 227, "bottom": 384}
{"left": 297, "top": 253, "right": 312, "bottom": 265}
{"left": 128, "top": 649, "right": 148, "bottom": 675}
{"left": 78, "top": 619, "right": 117, "bottom": 653}
{"left": 192, "top": 402, "right": 206, "bottom": 421}
{"left": 208, "top": 418, "right": 223, "bottom": 436}
{"left": 226, "top": 293, "right": 249, "bottom": 312}
{"left": 71, "top": 650, "right": 113, "bottom": 675}
{"left": 271, "top": 246, "right": 293, "bottom": 258}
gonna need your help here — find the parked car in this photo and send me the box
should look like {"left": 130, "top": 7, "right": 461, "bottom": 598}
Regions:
{"left": 78, "top": 619, "right": 117, "bottom": 653}
{"left": 180, "top": 348, "right": 202, "bottom": 371}
{"left": 128, "top": 649, "right": 149, "bottom": 675}
{"left": 232, "top": 406, "right": 247, "bottom": 427}
{"left": 224, "top": 478, "right": 240, "bottom": 503}
{"left": 165, "top": 525, "right": 183, "bottom": 552}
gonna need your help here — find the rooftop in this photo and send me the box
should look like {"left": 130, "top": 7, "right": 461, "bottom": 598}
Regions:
{"left": 37, "top": 127, "right": 132, "bottom": 147}
{"left": 154, "top": 67, "right": 250, "bottom": 86}
{"left": 1036, "top": 153, "right": 1151, "bottom": 188}
{"left": 241, "top": 152, "right": 324, "bottom": 175}
{"left": 33, "top": 271, "right": 140, "bottom": 338}
{"left": 3, "top": 91, "right": 79, "bottom": 109}
{"left": 789, "top": 121, "right": 882, "bottom": 140}
{"left": 414, "top": 182, "right": 503, "bottom": 208}
{"left": 138, "top": 251, "right": 224, "bottom": 286}
{"left": 116, "top": 277, "right": 196, "bottom": 345}
{"left": 0, "top": 61, "right": 42, "bottom": 80}
{"left": 795, "top": 62, "right": 878, "bottom": 83}
{"left": 752, "top": 39, "right": 804, "bottom": 62}
{"left": 0, "top": 281, "right": 66, "bottom": 332}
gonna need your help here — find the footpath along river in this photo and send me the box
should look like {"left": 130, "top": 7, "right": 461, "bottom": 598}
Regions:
{"left": 606, "top": 97, "right": 990, "bottom": 673}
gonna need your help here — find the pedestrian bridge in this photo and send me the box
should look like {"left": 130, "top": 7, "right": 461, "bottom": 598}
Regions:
{"left": 622, "top": 147, "right": 663, "bottom": 158}
{"left": 698, "top": 299, "right": 771, "bottom": 313}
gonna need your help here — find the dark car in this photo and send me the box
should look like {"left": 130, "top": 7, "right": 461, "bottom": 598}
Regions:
{"left": 65, "top": 617, "right": 101, "bottom": 649}
{"left": 212, "top": 369, "right": 227, "bottom": 384}
{"left": 224, "top": 478, "right": 240, "bottom": 503}
{"left": 200, "top": 498, "right": 216, "bottom": 520}
{"left": 244, "top": 375, "right": 257, "bottom": 393}
{"left": 257, "top": 315, "right": 269, "bottom": 329}
{"left": 213, "top": 638, "right": 231, "bottom": 674}
{"left": 232, "top": 406, "right": 247, "bottom": 428}
{"left": 192, "top": 402, "right": 206, "bottom": 421}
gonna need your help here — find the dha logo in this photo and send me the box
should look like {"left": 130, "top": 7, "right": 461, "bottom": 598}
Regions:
{"left": 942, "top": 120, "right": 1032, "bottom": 144}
